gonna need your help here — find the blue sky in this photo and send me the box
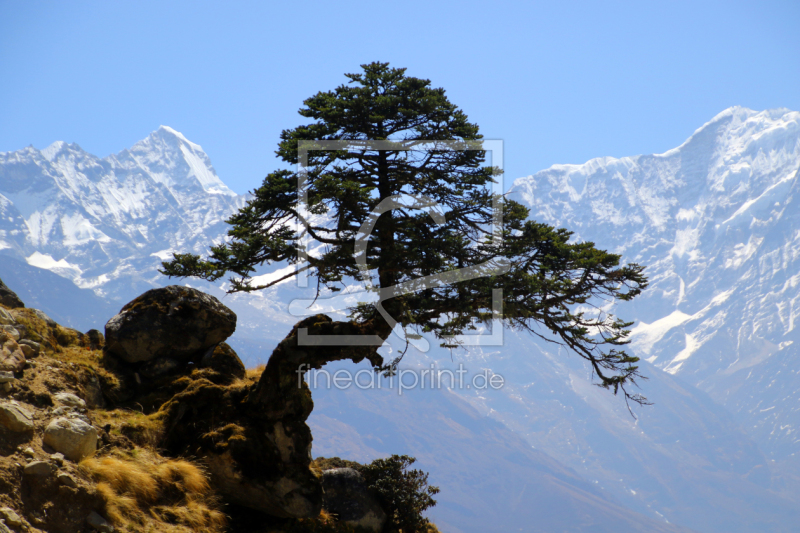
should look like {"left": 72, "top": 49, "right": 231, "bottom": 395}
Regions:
{"left": 1, "top": 0, "right": 798, "bottom": 195}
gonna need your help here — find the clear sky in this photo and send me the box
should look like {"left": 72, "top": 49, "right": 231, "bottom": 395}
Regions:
{"left": 1, "top": 0, "right": 798, "bottom": 195}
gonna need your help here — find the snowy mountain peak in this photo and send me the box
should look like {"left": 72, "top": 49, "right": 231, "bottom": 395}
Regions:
{"left": 509, "top": 106, "right": 800, "bottom": 463}
{"left": 125, "top": 126, "right": 236, "bottom": 197}
{"left": 0, "top": 128, "right": 246, "bottom": 295}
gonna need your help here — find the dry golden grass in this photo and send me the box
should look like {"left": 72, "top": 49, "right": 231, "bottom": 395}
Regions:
{"left": 245, "top": 364, "right": 266, "bottom": 381}
{"left": 80, "top": 448, "right": 226, "bottom": 533}
{"left": 93, "top": 409, "right": 165, "bottom": 448}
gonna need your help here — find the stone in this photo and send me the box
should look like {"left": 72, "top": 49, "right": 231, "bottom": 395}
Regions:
{"left": 0, "top": 383, "right": 10, "bottom": 394}
{"left": 23, "top": 460, "right": 54, "bottom": 477}
{"left": 0, "top": 308, "right": 13, "bottom": 326}
{"left": 50, "top": 452, "right": 65, "bottom": 465}
{"left": 0, "top": 519, "right": 10, "bottom": 533}
{"left": 200, "top": 342, "right": 246, "bottom": 380}
{"left": 83, "top": 374, "right": 105, "bottom": 408}
{"left": 0, "top": 402, "right": 34, "bottom": 433}
{"left": 19, "top": 343, "right": 34, "bottom": 359}
{"left": 87, "top": 511, "right": 114, "bottom": 532}
{"left": 105, "top": 286, "right": 237, "bottom": 364}
{"left": 0, "top": 332, "right": 25, "bottom": 372}
{"left": 84, "top": 329, "right": 105, "bottom": 350}
{"left": 59, "top": 474, "right": 78, "bottom": 489}
{"left": 54, "top": 392, "right": 86, "bottom": 409}
{"left": 0, "top": 508, "right": 22, "bottom": 527}
{"left": 23, "top": 447, "right": 35, "bottom": 457}
{"left": 0, "top": 371, "right": 14, "bottom": 383}
{"left": 31, "top": 309, "right": 56, "bottom": 328}
{"left": 57, "top": 472, "right": 78, "bottom": 488}
{"left": 52, "top": 406, "right": 74, "bottom": 417}
{"left": 0, "top": 326, "right": 19, "bottom": 342}
{"left": 321, "top": 468, "right": 387, "bottom": 532}
{"left": 18, "top": 339, "right": 41, "bottom": 357}
{"left": 0, "top": 279, "right": 23, "bottom": 309}
{"left": 43, "top": 417, "right": 97, "bottom": 461}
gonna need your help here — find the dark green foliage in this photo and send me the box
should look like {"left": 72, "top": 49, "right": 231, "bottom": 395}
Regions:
{"left": 161, "top": 61, "right": 649, "bottom": 403}
{"left": 360, "top": 455, "right": 439, "bottom": 533}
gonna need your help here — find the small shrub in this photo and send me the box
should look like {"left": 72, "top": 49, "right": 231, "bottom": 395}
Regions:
{"left": 360, "top": 455, "right": 439, "bottom": 533}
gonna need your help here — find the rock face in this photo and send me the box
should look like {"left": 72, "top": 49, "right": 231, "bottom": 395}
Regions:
{"left": 0, "top": 278, "right": 24, "bottom": 309}
{"left": 156, "top": 314, "right": 387, "bottom": 520}
{"left": 43, "top": 417, "right": 98, "bottom": 461}
{"left": 321, "top": 468, "right": 387, "bottom": 532}
{"left": 104, "top": 286, "right": 237, "bottom": 363}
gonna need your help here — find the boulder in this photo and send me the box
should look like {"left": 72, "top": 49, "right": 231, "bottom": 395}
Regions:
{"left": 84, "top": 329, "right": 104, "bottom": 350}
{"left": 200, "top": 342, "right": 246, "bottom": 380}
{"left": 0, "top": 402, "right": 34, "bottom": 433}
{"left": 0, "top": 279, "right": 23, "bottom": 309}
{"left": 54, "top": 392, "right": 86, "bottom": 409}
{"left": 31, "top": 309, "right": 56, "bottom": 327}
{"left": 43, "top": 417, "right": 97, "bottom": 461}
{"left": 105, "top": 286, "right": 237, "bottom": 363}
{"left": 19, "top": 339, "right": 41, "bottom": 355}
{"left": 0, "top": 326, "right": 19, "bottom": 342}
{"left": 0, "top": 333, "right": 25, "bottom": 372}
{"left": 321, "top": 468, "right": 387, "bottom": 532}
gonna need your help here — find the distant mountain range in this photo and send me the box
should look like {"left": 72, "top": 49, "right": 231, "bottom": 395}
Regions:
{"left": 2, "top": 107, "right": 798, "bottom": 532}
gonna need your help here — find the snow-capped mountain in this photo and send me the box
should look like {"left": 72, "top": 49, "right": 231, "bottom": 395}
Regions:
{"left": 508, "top": 107, "right": 800, "bottom": 464}
{"left": 0, "top": 126, "right": 245, "bottom": 299}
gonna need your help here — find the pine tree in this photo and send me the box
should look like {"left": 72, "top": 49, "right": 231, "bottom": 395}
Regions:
{"left": 161, "top": 62, "right": 649, "bottom": 403}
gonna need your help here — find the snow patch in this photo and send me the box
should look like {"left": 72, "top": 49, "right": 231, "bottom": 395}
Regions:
{"left": 630, "top": 311, "right": 693, "bottom": 355}
{"left": 26, "top": 251, "right": 82, "bottom": 276}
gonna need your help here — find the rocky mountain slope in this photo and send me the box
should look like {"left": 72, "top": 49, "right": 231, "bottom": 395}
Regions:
{"left": 0, "top": 280, "right": 688, "bottom": 533}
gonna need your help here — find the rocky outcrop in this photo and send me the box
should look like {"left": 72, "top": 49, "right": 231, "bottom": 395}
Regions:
{"left": 0, "top": 278, "right": 24, "bottom": 309}
{"left": 321, "top": 468, "right": 387, "bottom": 532}
{"left": 104, "top": 285, "right": 237, "bottom": 363}
{"left": 154, "top": 313, "right": 389, "bottom": 519}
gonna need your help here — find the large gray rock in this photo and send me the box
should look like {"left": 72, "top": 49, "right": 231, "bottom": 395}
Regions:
{"left": 321, "top": 468, "right": 387, "bottom": 532}
{"left": 104, "top": 286, "right": 237, "bottom": 363}
{"left": 0, "top": 402, "right": 34, "bottom": 433}
{"left": 0, "top": 278, "right": 24, "bottom": 309}
{"left": 43, "top": 417, "right": 97, "bottom": 461}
